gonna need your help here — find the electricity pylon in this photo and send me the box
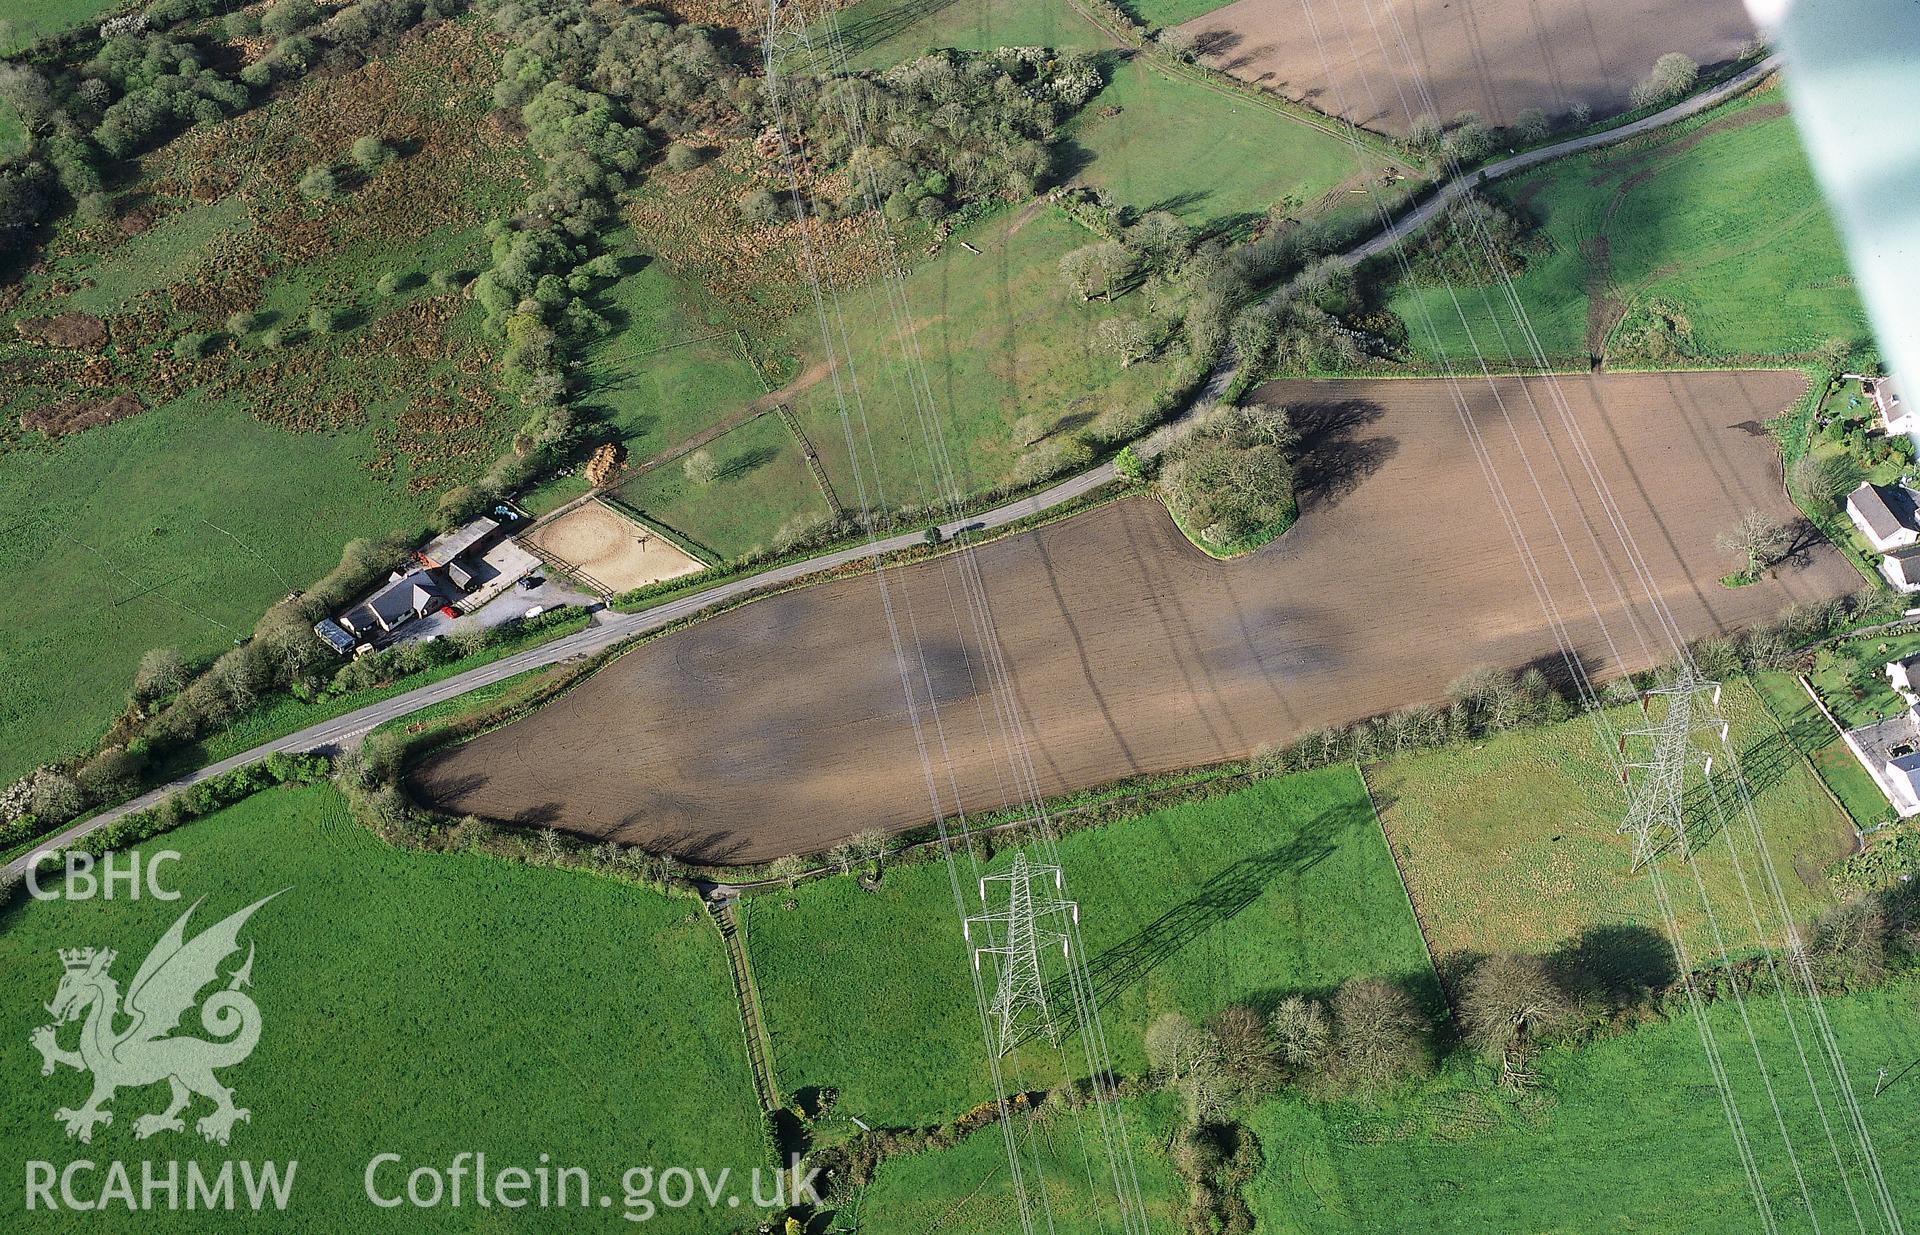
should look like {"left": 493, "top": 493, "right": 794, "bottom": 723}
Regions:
{"left": 965, "top": 856, "right": 1080, "bottom": 1057}
{"left": 1618, "top": 668, "right": 1730, "bottom": 869}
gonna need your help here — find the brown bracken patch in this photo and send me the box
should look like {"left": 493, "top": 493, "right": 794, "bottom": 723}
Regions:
{"left": 14, "top": 313, "right": 109, "bottom": 350}
{"left": 21, "top": 394, "right": 144, "bottom": 438}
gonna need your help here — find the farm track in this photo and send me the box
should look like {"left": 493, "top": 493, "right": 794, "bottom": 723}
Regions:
{"left": 413, "top": 371, "right": 1855, "bottom": 863}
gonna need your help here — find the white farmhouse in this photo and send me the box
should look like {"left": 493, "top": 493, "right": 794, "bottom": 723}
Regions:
{"left": 1873, "top": 374, "right": 1917, "bottom": 436}
{"left": 1842, "top": 650, "right": 1920, "bottom": 818}
{"left": 1890, "top": 653, "right": 1920, "bottom": 697}
{"left": 1884, "top": 749, "right": 1920, "bottom": 816}
{"left": 1886, "top": 547, "right": 1920, "bottom": 593}
{"left": 1846, "top": 482, "right": 1920, "bottom": 553}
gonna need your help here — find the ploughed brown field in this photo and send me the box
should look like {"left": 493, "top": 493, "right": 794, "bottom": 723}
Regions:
{"left": 1179, "top": 0, "right": 1755, "bottom": 133}
{"left": 413, "top": 371, "right": 1854, "bottom": 864}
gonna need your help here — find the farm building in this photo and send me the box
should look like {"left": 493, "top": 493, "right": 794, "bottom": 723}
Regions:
{"left": 1845, "top": 482, "right": 1920, "bottom": 553}
{"left": 421, "top": 517, "right": 500, "bottom": 569}
{"left": 1884, "top": 547, "right": 1920, "bottom": 592}
{"left": 1889, "top": 654, "right": 1920, "bottom": 695}
{"left": 339, "top": 570, "right": 444, "bottom": 638}
{"left": 333, "top": 515, "right": 538, "bottom": 644}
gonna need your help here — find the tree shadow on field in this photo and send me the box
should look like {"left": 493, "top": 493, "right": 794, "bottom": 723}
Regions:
{"left": 586, "top": 253, "right": 653, "bottom": 344}
{"left": 1547, "top": 923, "right": 1676, "bottom": 1010}
{"left": 1286, "top": 397, "right": 1398, "bottom": 511}
{"left": 1778, "top": 516, "right": 1826, "bottom": 572}
{"left": 830, "top": 0, "right": 960, "bottom": 55}
{"left": 1051, "top": 136, "right": 1096, "bottom": 185}
{"left": 1144, "top": 189, "right": 1209, "bottom": 218}
{"left": 718, "top": 444, "right": 780, "bottom": 482}
{"left": 1191, "top": 29, "right": 1241, "bottom": 60}
{"left": 1075, "top": 815, "right": 1343, "bottom": 1011}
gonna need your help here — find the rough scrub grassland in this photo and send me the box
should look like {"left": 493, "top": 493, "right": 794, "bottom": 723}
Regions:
{"left": 0, "top": 18, "right": 534, "bottom": 782}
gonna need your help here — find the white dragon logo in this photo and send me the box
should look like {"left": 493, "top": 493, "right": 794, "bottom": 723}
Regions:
{"left": 28, "top": 891, "right": 283, "bottom": 1146}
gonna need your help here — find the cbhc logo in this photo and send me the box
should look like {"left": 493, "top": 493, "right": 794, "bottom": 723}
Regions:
{"left": 24, "top": 850, "right": 182, "bottom": 902}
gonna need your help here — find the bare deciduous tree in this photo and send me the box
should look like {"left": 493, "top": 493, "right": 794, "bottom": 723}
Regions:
{"left": 1330, "top": 977, "right": 1428, "bottom": 1095}
{"left": 1209, "top": 1005, "right": 1281, "bottom": 1097}
{"left": 1459, "top": 953, "right": 1572, "bottom": 1079}
{"left": 1144, "top": 1011, "right": 1213, "bottom": 1082}
{"left": 1269, "top": 995, "right": 1332, "bottom": 1070}
{"left": 1631, "top": 52, "right": 1698, "bottom": 109}
{"left": 1091, "top": 240, "right": 1135, "bottom": 296}
{"left": 768, "top": 853, "right": 806, "bottom": 890}
{"left": 683, "top": 448, "right": 720, "bottom": 485}
{"left": 134, "top": 647, "right": 188, "bottom": 702}
{"left": 851, "top": 826, "right": 891, "bottom": 871}
{"left": 1096, "top": 316, "right": 1152, "bottom": 368}
{"left": 1716, "top": 510, "right": 1791, "bottom": 578}
{"left": 1059, "top": 246, "right": 1103, "bottom": 301}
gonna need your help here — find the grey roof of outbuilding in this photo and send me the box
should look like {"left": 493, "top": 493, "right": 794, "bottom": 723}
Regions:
{"left": 312, "top": 618, "right": 357, "bottom": 653}
{"left": 422, "top": 517, "right": 498, "bottom": 566}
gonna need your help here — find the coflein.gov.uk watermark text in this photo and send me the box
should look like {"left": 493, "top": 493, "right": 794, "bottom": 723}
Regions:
{"left": 365, "top": 1153, "right": 823, "bottom": 1222}
{"left": 25, "top": 1154, "right": 820, "bottom": 1221}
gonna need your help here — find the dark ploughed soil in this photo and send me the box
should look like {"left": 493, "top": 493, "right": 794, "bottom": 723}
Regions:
{"left": 413, "top": 370, "right": 1853, "bottom": 864}
{"left": 1180, "top": 0, "right": 1755, "bottom": 134}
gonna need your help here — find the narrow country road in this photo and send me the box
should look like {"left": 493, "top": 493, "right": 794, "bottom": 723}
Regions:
{"left": 1345, "top": 54, "right": 1782, "bottom": 263}
{"left": 2, "top": 59, "right": 1785, "bottom": 876}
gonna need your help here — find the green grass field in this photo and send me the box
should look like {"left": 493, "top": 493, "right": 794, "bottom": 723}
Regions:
{"left": 2, "top": 0, "right": 122, "bottom": 51}
{"left": 746, "top": 766, "right": 1435, "bottom": 1128}
{"left": 522, "top": 244, "right": 773, "bottom": 516}
{"left": 787, "top": 205, "right": 1178, "bottom": 517}
{"left": 611, "top": 412, "right": 837, "bottom": 560}
{"left": 0, "top": 398, "right": 429, "bottom": 784}
{"left": 1245, "top": 982, "right": 1920, "bottom": 1233}
{"left": 64, "top": 198, "right": 257, "bottom": 318}
{"left": 1750, "top": 669, "right": 1894, "bottom": 833}
{"left": 826, "top": 0, "right": 1111, "bottom": 71}
{"left": 855, "top": 1092, "right": 1188, "bottom": 1232}
{"left": 1370, "top": 679, "right": 1853, "bottom": 964}
{"left": 1388, "top": 86, "right": 1871, "bottom": 366}
{"left": 579, "top": 249, "right": 768, "bottom": 450}
{"left": 0, "top": 784, "right": 766, "bottom": 1232}
{"left": 1123, "top": 0, "right": 1234, "bottom": 26}
{"left": 0, "top": 18, "right": 533, "bottom": 783}
{"left": 1064, "top": 55, "right": 1369, "bottom": 241}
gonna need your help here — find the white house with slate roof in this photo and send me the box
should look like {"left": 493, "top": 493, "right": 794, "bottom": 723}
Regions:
{"left": 1872, "top": 374, "right": 1917, "bottom": 436}
{"left": 1847, "top": 482, "right": 1919, "bottom": 553}
{"left": 1840, "top": 656, "right": 1920, "bottom": 817}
